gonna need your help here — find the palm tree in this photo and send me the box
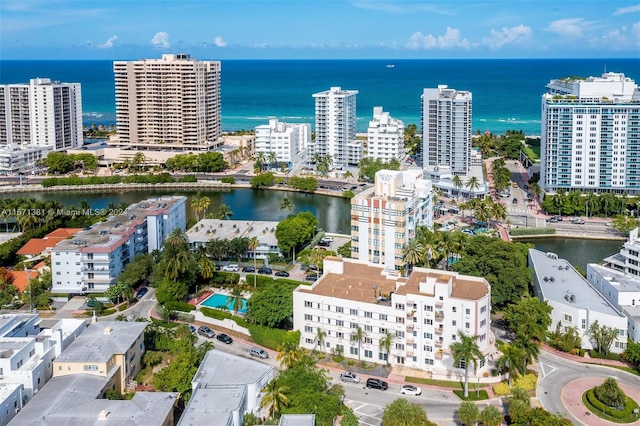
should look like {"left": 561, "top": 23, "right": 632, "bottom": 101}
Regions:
{"left": 195, "top": 246, "right": 215, "bottom": 280}
{"left": 352, "top": 325, "right": 367, "bottom": 361}
{"left": 513, "top": 333, "right": 540, "bottom": 372}
{"left": 315, "top": 327, "right": 327, "bottom": 353}
{"left": 495, "top": 343, "right": 525, "bottom": 386}
{"left": 259, "top": 379, "right": 290, "bottom": 419}
{"left": 479, "top": 406, "right": 502, "bottom": 426}
{"left": 132, "top": 152, "right": 147, "bottom": 171}
{"left": 254, "top": 151, "right": 266, "bottom": 172}
{"left": 378, "top": 331, "right": 394, "bottom": 366}
{"left": 164, "top": 228, "right": 188, "bottom": 250}
{"left": 458, "top": 401, "right": 479, "bottom": 426}
{"left": 490, "top": 201, "right": 507, "bottom": 228}
{"left": 216, "top": 204, "right": 233, "bottom": 220}
{"left": 191, "top": 196, "right": 211, "bottom": 221}
{"left": 474, "top": 201, "right": 492, "bottom": 224}
{"left": 466, "top": 176, "right": 480, "bottom": 192}
{"left": 163, "top": 250, "right": 190, "bottom": 279}
{"left": 276, "top": 341, "right": 304, "bottom": 368}
{"left": 402, "top": 239, "right": 425, "bottom": 273}
{"left": 247, "top": 236, "right": 259, "bottom": 288}
{"left": 279, "top": 198, "right": 294, "bottom": 213}
{"left": 267, "top": 151, "right": 278, "bottom": 171}
{"left": 311, "top": 152, "right": 323, "bottom": 165}
{"left": 450, "top": 331, "right": 484, "bottom": 398}
{"left": 452, "top": 175, "right": 463, "bottom": 197}
{"left": 226, "top": 286, "right": 244, "bottom": 315}
{"left": 343, "top": 170, "right": 354, "bottom": 181}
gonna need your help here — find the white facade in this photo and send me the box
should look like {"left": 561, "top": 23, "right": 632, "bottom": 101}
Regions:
{"left": 530, "top": 249, "right": 628, "bottom": 353}
{"left": 254, "top": 119, "right": 310, "bottom": 167}
{"left": 351, "top": 169, "right": 433, "bottom": 272}
{"left": 541, "top": 72, "right": 640, "bottom": 194}
{"left": 366, "top": 107, "right": 406, "bottom": 162}
{"left": 113, "top": 53, "right": 221, "bottom": 149}
{"left": 0, "top": 78, "right": 82, "bottom": 173}
{"left": 0, "top": 383, "right": 22, "bottom": 426}
{"left": 310, "top": 87, "right": 359, "bottom": 167}
{"left": 421, "top": 85, "right": 472, "bottom": 175}
{"left": 51, "top": 196, "right": 186, "bottom": 294}
{"left": 293, "top": 258, "right": 492, "bottom": 374}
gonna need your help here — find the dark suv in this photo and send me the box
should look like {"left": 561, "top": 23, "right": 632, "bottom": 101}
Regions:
{"left": 366, "top": 378, "right": 388, "bottom": 391}
{"left": 258, "top": 268, "right": 272, "bottom": 275}
{"left": 216, "top": 333, "right": 233, "bottom": 344}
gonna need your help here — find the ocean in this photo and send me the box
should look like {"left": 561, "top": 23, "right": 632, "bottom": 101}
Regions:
{"left": 1, "top": 58, "right": 638, "bottom": 135}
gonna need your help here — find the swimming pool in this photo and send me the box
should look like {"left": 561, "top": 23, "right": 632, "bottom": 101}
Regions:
{"left": 200, "top": 293, "right": 248, "bottom": 314}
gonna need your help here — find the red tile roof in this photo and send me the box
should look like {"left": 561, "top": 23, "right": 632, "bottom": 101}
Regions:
{"left": 16, "top": 237, "right": 65, "bottom": 255}
{"left": 9, "top": 270, "right": 38, "bottom": 292}
{"left": 45, "top": 228, "right": 83, "bottom": 238}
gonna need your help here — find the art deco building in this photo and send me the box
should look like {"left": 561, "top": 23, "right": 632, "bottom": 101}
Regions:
{"left": 113, "top": 53, "right": 221, "bottom": 149}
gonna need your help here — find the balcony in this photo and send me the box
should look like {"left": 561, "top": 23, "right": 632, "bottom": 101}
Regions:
{"left": 406, "top": 323, "right": 415, "bottom": 331}
{"left": 435, "top": 350, "right": 443, "bottom": 359}
{"left": 435, "top": 311, "right": 444, "bottom": 321}
{"left": 435, "top": 300, "right": 444, "bottom": 307}
{"left": 435, "top": 340, "right": 443, "bottom": 348}
{"left": 435, "top": 327, "right": 444, "bottom": 335}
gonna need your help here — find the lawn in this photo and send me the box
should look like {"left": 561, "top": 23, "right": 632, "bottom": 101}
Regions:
{"left": 405, "top": 376, "right": 488, "bottom": 390}
{"left": 453, "top": 389, "right": 489, "bottom": 401}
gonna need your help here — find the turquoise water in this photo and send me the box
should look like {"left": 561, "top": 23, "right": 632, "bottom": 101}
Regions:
{"left": 200, "top": 292, "right": 248, "bottom": 314}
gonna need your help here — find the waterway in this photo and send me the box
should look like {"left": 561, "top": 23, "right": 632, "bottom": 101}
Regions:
{"left": 518, "top": 237, "right": 623, "bottom": 270}
{"left": 2, "top": 188, "right": 352, "bottom": 234}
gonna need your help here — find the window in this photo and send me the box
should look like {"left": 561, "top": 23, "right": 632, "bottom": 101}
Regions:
{"left": 364, "top": 311, "right": 372, "bottom": 318}
{"left": 452, "top": 307, "right": 457, "bottom": 313}
{"left": 465, "top": 308, "right": 471, "bottom": 315}
{"left": 465, "top": 322, "right": 470, "bottom": 329}
{"left": 304, "top": 301, "right": 313, "bottom": 307}
{"left": 425, "top": 305, "right": 433, "bottom": 312}
{"left": 425, "top": 319, "right": 433, "bottom": 325}
{"left": 379, "top": 314, "right": 387, "bottom": 321}
{"left": 425, "top": 345, "right": 433, "bottom": 352}
{"left": 581, "top": 319, "right": 586, "bottom": 330}
{"left": 350, "top": 322, "right": 358, "bottom": 329}
{"left": 350, "top": 347, "right": 358, "bottom": 355}
{"left": 336, "top": 307, "right": 344, "bottom": 313}
{"left": 305, "top": 338, "right": 313, "bottom": 344}
{"left": 396, "top": 317, "right": 405, "bottom": 324}
{"left": 395, "top": 303, "right": 405, "bottom": 310}
{"left": 350, "top": 309, "right": 358, "bottom": 316}
{"left": 304, "top": 314, "right": 313, "bottom": 321}
{"left": 396, "top": 330, "right": 405, "bottom": 338}
{"left": 480, "top": 305, "right": 487, "bottom": 314}
{"left": 563, "top": 313, "right": 573, "bottom": 323}
{"left": 480, "top": 319, "right": 486, "bottom": 327}
{"left": 425, "top": 358, "right": 434, "bottom": 365}
{"left": 424, "top": 332, "right": 433, "bottom": 339}
{"left": 452, "top": 320, "right": 457, "bottom": 326}
{"left": 305, "top": 326, "right": 313, "bottom": 332}
{"left": 379, "top": 352, "right": 388, "bottom": 361}
{"left": 336, "top": 320, "right": 344, "bottom": 327}
{"left": 364, "top": 325, "right": 373, "bottom": 332}
{"left": 84, "top": 365, "right": 99, "bottom": 371}
{"left": 336, "top": 332, "right": 344, "bottom": 339}
{"left": 395, "top": 343, "right": 405, "bottom": 350}
{"left": 365, "top": 350, "right": 373, "bottom": 358}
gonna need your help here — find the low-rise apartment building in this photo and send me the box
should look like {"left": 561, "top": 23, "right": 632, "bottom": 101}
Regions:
{"left": 366, "top": 107, "right": 406, "bottom": 163}
{"left": 293, "top": 257, "right": 492, "bottom": 374}
{"left": 255, "top": 119, "right": 310, "bottom": 168}
{"left": 50, "top": 196, "right": 186, "bottom": 294}
{"left": 530, "top": 249, "right": 628, "bottom": 353}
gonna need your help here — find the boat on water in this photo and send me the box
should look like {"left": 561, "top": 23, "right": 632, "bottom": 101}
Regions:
{"left": 386, "top": 64, "right": 395, "bottom": 68}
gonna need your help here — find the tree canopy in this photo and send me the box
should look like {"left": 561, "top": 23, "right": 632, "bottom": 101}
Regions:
{"left": 381, "top": 398, "right": 437, "bottom": 426}
{"left": 246, "top": 282, "right": 294, "bottom": 329}
{"left": 503, "top": 297, "right": 553, "bottom": 342}
{"left": 275, "top": 211, "right": 319, "bottom": 254}
{"left": 164, "top": 152, "right": 227, "bottom": 172}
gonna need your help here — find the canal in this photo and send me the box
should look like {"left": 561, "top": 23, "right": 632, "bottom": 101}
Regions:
{"left": 518, "top": 237, "right": 623, "bottom": 270}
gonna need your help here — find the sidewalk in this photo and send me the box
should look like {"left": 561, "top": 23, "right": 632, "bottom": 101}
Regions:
{"left": 542, "top": 344, "right": 636, "bottom": 369}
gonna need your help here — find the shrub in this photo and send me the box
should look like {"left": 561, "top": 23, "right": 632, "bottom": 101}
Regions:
{"left": 586, "top": 389, "right": 638, "bottom": 419}
{"left": 493, "top": 382, "right": 510, "bottom": 396}
{"left": 163, "top": 301, "right": 195, "bottom": 312}
{"left": 249, "top": 325, "right": 299, "bottom": 350}
{"left": 102, "top": 308, "right": 116, "bottom": 316}
{"left": 212, "top": 272, "right": 240, "bottom": 285}
{"left": 514, "top": 374, "right": 537, "bottom": 392}
{"left": 181, "top": 174, "right": 197, "bottom": 182}
{"left": 595, "top": 378, "right": 626, "bottom": 408}
{"left": 143, "top": 351, "right": 164, "bottom": 367}
{"left": 589, "top": 350, "right": 621, "bottom": 361}
{"left": 200, "top": 307, "right": 233, "bottom": 321}
{"left": 220, "top": 176, "right": 235, "bottom": 184}
{"left": 510, "top": 228, "right": 556, "bottom": 236}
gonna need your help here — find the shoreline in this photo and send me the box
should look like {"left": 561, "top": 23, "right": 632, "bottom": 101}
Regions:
{"left": 512, "top": 233, "right": 625, "bottom": 241}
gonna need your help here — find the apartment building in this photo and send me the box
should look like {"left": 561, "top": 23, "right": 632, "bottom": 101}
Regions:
{"left": 351, "top": 169, "right": 433, "bottom": 273}
{"left": 293, "top": 257, "right": 492, "bottom": 374}
{"left": 113, "top": 53, "right": 221, "bottom": 149}
{"left": 530, "top": 249, "right": 628, "bottom": 353}
{"left": 310, "top": 87, "right": 360, "bottom": 168}
{"left": 50, "top": 196, "right": 186, "bottom": 294}
{"left": 0, "top": 78, "right": 82, "bottom": 173}
{"left": 541, "top": 72, "right": 640, "bottom": 194}
{"left": 255, "top": 119, "right": 310, "bottom": 168}
{"left": 421, "top": 85, "right": 472, "bottom": 175}
{"left": 366, "top": 107, "right": 406, "bottom": 162}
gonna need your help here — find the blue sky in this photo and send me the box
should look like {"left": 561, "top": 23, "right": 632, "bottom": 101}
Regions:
{"left": 1, "top": 0, "right": 639, "bottom": 60}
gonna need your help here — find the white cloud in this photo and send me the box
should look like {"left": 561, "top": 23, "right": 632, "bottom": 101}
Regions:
{"left": 151, "top": 31, "right": 170, "bottom": 49}
{"left": 482, "top": 25, "right": 532, "bottom": 49}
{"left": 213, "top": 36, "right": 227, "bottom": 47}
{"left": 406, "top": 27, "right": 470, "bottom": 50}
{"left": 353, "top": 2, "right": 452, "bottom": 15}
{"left": 633, "top": 22, "right": 640, "bottom": 43}
{"left": 253, "top": 42, "right": 268, "bottom": 48}
{"left": 613, "top": 4, "right": 640, "bottom": 16}
{"left": 546, "top": 18, "right": 593, "bottom": 38}
{"left": 98, "top": 35, "right": 117, "bottom": 49}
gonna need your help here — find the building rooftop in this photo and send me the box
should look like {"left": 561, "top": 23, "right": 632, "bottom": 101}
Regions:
{"left": 186, "top": 219, "right": 279, "bottom": 246}
{"left": 191, "top": 350, "right": 273, "bottom": 388}
{"left": 279, "top": 414, "right": 317, "bottom": 426}
{"left": 0, "top": 383, "right": 21, "bottom": 401}
{"left": 0, "top": 314, "right": 39, "bottom": 338}
{"left": 530, "top": 249, "right": 624, "bottom": 317}
{"left": 45, "top": 228, "right": 84, "bottom": 238}
{"left": 55, "top": 321, "right": 146, "bottom": 363}
{"left": 8, "top": 269, "right": 38, "bottom": 292}
{"left": 178, "top": 385, "right": 245, "bottom": 426}
{"left": 17, "top": 237, "right": 66, "bottom": 255}
{"left": 589, "top": 263, "right": 640, "bottom": 294}
{"left": 10, "top": 372, "right": 177, "bottom": 426}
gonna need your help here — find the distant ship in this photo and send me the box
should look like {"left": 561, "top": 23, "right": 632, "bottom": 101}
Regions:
{"left": 386, "top": 64, "right": 395, "bottom": 68}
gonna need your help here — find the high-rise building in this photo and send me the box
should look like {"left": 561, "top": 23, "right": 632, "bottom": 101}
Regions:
{"left": 351, "top": 168, "right": 433, "bottom": 273}
{"left": 310, "top": 87, "right": 360, "bottom": 168}
{"left": 366, "top": 107, "right": 406, "bottom": 162}
{"left": 541, "top": 72, "right": 640, "bottom": 194}
{"left": 254, "top": 119, "right": 310, "bottom": 168}
{"left": 421, "top": 85, "right": 472, "bottom": 175}
{"left": 113, "top": 53, "right": 221, "bottom": 149}
{"left": 0, "top": 78, "right": 83, "bottom": 173}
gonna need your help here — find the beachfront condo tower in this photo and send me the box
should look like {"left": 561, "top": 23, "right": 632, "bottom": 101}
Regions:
{"left": 350, "top": 168, "right": 433, "bottom": 274}
{"left": 366, "top": 107, "right": 407, "bottom": 163}
{"left": 310, "top": 87, "right": 360, "bottom": 169}
{"left": 113, "top": 53, "right": 221, "bottom": 150}
{"left": 421, "top": 85, "right": 472, "bottom": 175}
{"left": 541, "top": 72, "right": 640, "bottom": 195}
{"left": 0, "top": 78, "right": 83, "bottom": 173}
{"left": 255, "top": 119, "right": 311, "bottom": 169}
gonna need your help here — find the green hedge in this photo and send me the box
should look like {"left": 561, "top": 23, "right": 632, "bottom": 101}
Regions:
{"left": 249, "top": 325, "right": 300, "bottom": 351}
{"left": 164, "top": 301, "right": 196, "bottom": 312}
{"left": 589, "top": 350, "right": 622, "bottom": 361}
{"left": 510, "top": 227, "right": 556, "bottom": 236}
{"left": 200, "top": 307, "right": 251, "bottom": 329}
{"left": 252, "top": 275, "right": 310, "bottom": 290}
{"left": 220, "top": 177, "right": 236, "bottom": 184}
{"left": 212, "top": 272, "right": 240, "bottom": 285}
{"left": 585, "top": 388, "right": 639, "bottom": 419}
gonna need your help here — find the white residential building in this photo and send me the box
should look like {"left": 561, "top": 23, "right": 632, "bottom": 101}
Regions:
{"left": 310, "top": 87, "right": 360, "bottom": 168}
{"left": 421, "top": 85, "right": 472, "bottom": 175}
{"left": 530, "top": 249, "right": 628, "bottom": 353}
{"left": 351, "top": 169, "right": 433, "bottom": 273}
{"left": 0, "top": 78, "right": 82, "bottom": 173}
{"left": 540, "top": 72, "right": 640, "bottom": 195}
{"left": 366, "top": 107, "right": 406, "bottom": 162}
{"left": 0, "top": 383, "right": 22, "bottom": 426}
{"left": 113, "top": 53, "right": 222, "bottom": 150}
{"left": 255, "top": 119, "right": 311, "bottom": 168}
{"left": 50, "top": 196, "right": 186, "bottom": 294}
{"left": 293, "top": 257, "right": 493, "bottom": 375}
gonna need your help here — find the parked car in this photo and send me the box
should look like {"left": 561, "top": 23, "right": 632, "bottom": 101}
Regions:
{"left": 317, "top": 240, "right": 331, "bottom": 247}
{"left": 523, "top": 184, "right": 529, "bottom": 190}
{"left": 400, "top": 385, "right": 422, "bottom": 396}
{"left": 366, "top": 378, "right": 388, "bottom": 391}
{"left": 305, "top": 274, "right": 318, "bottom": 282}
{"left": 322, "top": 236, "right": 334, "bottom": 243}
{"left": 223, "top": 264, "right": 239, "bottom": 272}
{"left": 546, "top": 217, "right": 558, "bottom": 223}
{"left": 448, "top": 207, "right": 459, "bottom": 214}
{"left": 216, "top": 333, "right": 233, "bottom": 344}
{"left": 257, "top": 267, "right": 273, "bottom": 275}
{"left": 340, "top": 371, "right": 360, "bottom": 383}
{"left": 242, "top": 266, "right": 255, "bottom": 273}
{"left": 135, "top": 287, "right": 149, "bottom": 299}
{"left": 198, "top": 326, "right": 215, "bottom": 338}
{"left": 512, "top": 198, "right": 518, "bottom": 204}
{"left": 250, "top": 347, "right": 269, "bottom": 359}
{"left": 189, "top": 325, "right": 196, "bottom": 333}
{"left": 570, "top": 217, "right": 585, "bottom": 224}
{"left": 275, "top": 271, "right": 289, "bottom": 277}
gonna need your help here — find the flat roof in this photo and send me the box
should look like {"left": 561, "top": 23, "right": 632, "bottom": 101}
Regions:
{"left": 279, "top": 415, "right": 317, "bottom": 426}
{"left": 10, "top": 372, "right": 177, "bottom": 426}
{"left": 588, "top": 263, "right": 640, "bottom": 293}
{"left": 0, "top": 314, "right": 39, "bottom": 338}
{"left": 55, "top": 321, "right": 146, "bottom": 363}
{"left": 192, "top": 350, "right": 272, "bottom": 387}
{"left": 178, "top": 386, "right": 245, "bottom": 426}
{"left": 530, "top": 249, "right": 624, "bottom": 317}
{"left": 0, "top": 383, "right": 21, "bottom": 400}
{"left": 186, "top": 219, "right": 279, "bottom": 246}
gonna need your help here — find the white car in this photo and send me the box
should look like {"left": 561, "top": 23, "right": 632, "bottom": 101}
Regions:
{"left": 222, "top": 264, "right": 239, "bottom": 272}
{"left": 322, "top": 236, "right": 334, "bottom": 242}
{"left": 400, "top": 385, "right": 422, "bottom": 396}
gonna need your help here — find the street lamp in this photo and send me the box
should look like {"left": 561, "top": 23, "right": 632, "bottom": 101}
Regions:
{"left": 24, "top": 266, "right": 32, "bottom": 312}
